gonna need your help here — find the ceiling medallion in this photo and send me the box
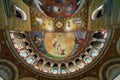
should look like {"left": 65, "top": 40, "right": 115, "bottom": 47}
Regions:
{"left": 55, "top": 21, "right": 63, "bottom": 29}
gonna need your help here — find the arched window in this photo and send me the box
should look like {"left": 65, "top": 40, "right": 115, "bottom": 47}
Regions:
{"left": 75, "top": 58, "right": 80, "bottom": 63}
{"left": 68, "top": 62, "right": 74, "bottom": 67}
{"left": 91, "top": 5, "right": 104, "bottom": 20}
{"left": 89, "top": 49, "right": 99, "bottom": 57}
{"left": 93, "top": 32, "right": 105, "bottom": 39}
{"left": 24, "top": 42, "right": 29, "bottom": 46}
{"left": 39, "top": 59, "right": 44, "bottom": 65}
{"left": 27, "top": 57, "right": 36, "bottom": 64}
{"left": 76, "top": 61, "right": 85, "bottom": 69}
{"left": 0, "top": 76, "right": 4, "bottom": 80}
{"left": 61, "top": 63, "right": 66, "bottom": 74}
{"left": 14, "top": 5, "right": 27, "bottom": 20}
{"left": 68, "top": 62, "right": 75, "bottom": 72}
{"left": 83, "top": 56, "right": 92, "bottom": 64}
{"left": 52, "top": 63, "right": 58, "bottom": 74}
{"left": 114, "top": 74, "right": 120, "bottom": 80}
{"left": 20, "top": 50, "right": 29, "bottom": 58}
{"left": 45, "top": 62, "right": 51, "bottom": 67}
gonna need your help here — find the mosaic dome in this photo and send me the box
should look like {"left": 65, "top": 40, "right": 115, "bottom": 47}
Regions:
{"left": 34, "top": 0, "right": 83, "bottom": 19}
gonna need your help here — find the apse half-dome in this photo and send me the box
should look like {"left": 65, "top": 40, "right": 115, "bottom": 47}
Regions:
{"left": 34, "top": 0, "right": 83, "bottom": 18}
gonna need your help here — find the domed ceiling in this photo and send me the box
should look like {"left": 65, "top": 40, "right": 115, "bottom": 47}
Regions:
{"left": 34, "top": 0, "right": 83, "bottom": 18}
{"left": 0, "top": 0, "right": 120, "bottom": 79}
{"left": 4, "top": 0, "right": 113, "bottom": 79}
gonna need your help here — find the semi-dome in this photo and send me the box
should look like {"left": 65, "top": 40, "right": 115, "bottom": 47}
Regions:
{"left": 34, "top": 0, "right": 83, "bottom": 19}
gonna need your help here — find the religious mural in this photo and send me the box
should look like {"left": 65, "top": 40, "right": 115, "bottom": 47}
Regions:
{"left": 30, "top": 31, "right": 87, "bottom": 60}
{"left": 31, "top": 0, "right": 86, "bottom": 31}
